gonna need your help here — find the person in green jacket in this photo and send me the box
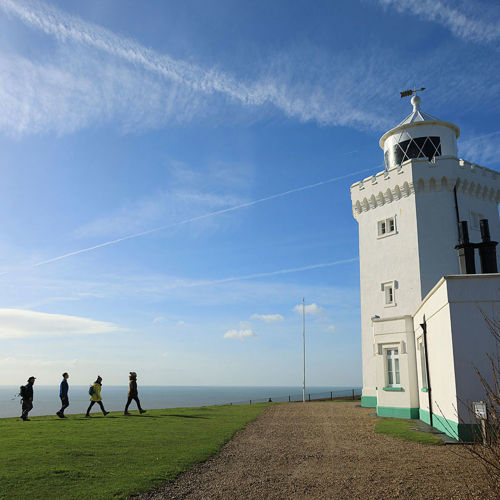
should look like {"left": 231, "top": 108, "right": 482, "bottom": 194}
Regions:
{"left": 85, "top": 376, "right": 109, "bottom": 417}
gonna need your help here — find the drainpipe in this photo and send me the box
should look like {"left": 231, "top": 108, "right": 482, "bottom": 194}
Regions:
{"left": 453, "top": 186, "right": 460, "bottom": 238}
{"left": 420, "top": 315, "right": 433, "bottom": 427}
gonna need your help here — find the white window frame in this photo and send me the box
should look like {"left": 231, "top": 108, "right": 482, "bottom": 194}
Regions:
{"left": 381, "top": 281, "right": 397, "bottom": 307}
{"left": 377, "top": 216, "right": 397, "bottom": 238}
{"left": 418, "top": 339, "right": 428, "bottom": 389}
{"left": 385, "top": 348, "right": 401, "bottom": 387}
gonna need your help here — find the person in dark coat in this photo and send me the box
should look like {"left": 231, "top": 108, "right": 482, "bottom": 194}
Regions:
{"left": 124, "top": 372, "right": 146, "bottom": 415}
{"left": 20, "top": 376, "right": 36, "bottom": 421}
{"left": 56, "top": 372, "right": 70, "bottom": 418}
{"left": 85, "top": 376, "right": 109, "bottom": 417}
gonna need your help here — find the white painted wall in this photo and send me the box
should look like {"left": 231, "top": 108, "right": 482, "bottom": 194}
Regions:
{"left": 414, "top": 275, "right": 500, "bottom": 425}
{"left": 413, "top": 158, "right": 500, "bottom": 297}
{"left": 413, "top": 279, "right": 456, "bottom": 422}
{"left": 373, "top": 315, "right": 419, "bottom": 411}
{"left": 447, "top": 276, "right": 500, "bottom": 423}
{"left": 352, "top": 167, "right": 422, "bottom": 402}
{"left": 351, "top": 108, "right": 500, "bottom": 408}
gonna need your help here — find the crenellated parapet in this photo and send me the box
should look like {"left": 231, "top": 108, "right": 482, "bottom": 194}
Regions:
{"left": 350, "top": 157, "right": 500, "bottom": 219}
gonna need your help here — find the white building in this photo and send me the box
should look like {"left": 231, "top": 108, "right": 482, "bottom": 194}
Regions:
{"left": 350, "top": 94, "right": 500, "bottom": 439}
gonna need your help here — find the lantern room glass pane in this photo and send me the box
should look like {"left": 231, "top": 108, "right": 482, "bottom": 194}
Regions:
{"left": 391, "top": 136, "right": 441, "bottom": 166}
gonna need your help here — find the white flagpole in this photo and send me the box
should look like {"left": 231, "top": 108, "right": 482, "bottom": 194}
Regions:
{"left": 302, "top": 297, "right": 306, "bottom": 403}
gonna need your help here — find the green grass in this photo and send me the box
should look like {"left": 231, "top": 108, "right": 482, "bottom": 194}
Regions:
{"left": 0, "top": 404, "right": 270, "bottom": 500}
{"left": 375, "top": 417, "right": 443, "bottom": 445}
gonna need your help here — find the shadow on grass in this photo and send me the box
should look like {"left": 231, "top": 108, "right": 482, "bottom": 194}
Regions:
{"left": 165, "top": 414, "right": 210, "bottom": 419}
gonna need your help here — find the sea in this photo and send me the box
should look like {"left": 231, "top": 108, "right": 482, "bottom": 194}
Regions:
{"left": 0, "top": 385, "right": 361, "bottom": 418}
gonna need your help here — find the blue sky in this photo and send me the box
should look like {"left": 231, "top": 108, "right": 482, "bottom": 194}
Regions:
{"left": 0, "top": 0, "right": 499, "bottom": 387}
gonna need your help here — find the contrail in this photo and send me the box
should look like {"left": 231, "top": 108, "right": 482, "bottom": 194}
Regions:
{"left": 0, "top": 167, "right": 375, "bottom": 275}
{"left": 181, "top": 258, "right": 359, "bottom": 288}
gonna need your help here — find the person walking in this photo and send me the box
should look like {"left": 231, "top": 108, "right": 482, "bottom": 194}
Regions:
{"left": 56, "top": 372, "right": 70, "bottom": 418}
{"left": 20, "top": 376, "right": 36, "bottom": 421}
{"left": 124, "top": 372, "right": 146, "bottom": 415}
{"left": 85, "top": 376, "right": 109, "bottom": 417}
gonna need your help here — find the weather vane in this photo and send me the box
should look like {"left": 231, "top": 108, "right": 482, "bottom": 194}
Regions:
{"left": 400, "top": 86, "right": 426, "bottom": 98}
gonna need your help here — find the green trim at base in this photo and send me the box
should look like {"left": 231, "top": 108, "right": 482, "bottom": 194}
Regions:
{"left": 421, "top": 387, "right": 429, "bottom": 392}
{"left": 377, "top": 406, "right": 419, "bottom": 419}
{"left": 361, "top": 396, "right": 377, "bottom": 408}
{"left": 383, "top": 386, "right": 403, "bottom": 392}
{"left": 419, "top": 409, "right": 475, "bottom": 441}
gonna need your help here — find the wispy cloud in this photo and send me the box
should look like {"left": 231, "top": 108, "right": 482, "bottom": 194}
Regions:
{"left": 1, "top": 0, "right": 498, "bottom": 137}
{"left": 74, "top": 161, "right": 250, "bottom": 240}
{"left": 251, "top": 313, "right": 284, "bottom": 323}
{"left": 326, "top": 324, "right": 336, "bottom": 332}
{"left": 459, "top": 130, "right": 500, "bottom": 166}
{"left": 293, "top": 302, "right": 323, "bottom": 315}
{"left": 0, "top": 0, "right": 394, "bottom": 134}
{"left": 0, "top": 268, "right": 361, "bottom": 316}
{"left": 223, "top": 328, "right": 258, "bottom": 340}
{"left": 0, "top": 356, "right": 79, "bottom": 367}
{"left": 183, "top": 258, "right": 358, "bottom": 289}
{"left": 0, "top": 170, "right": 368, "bottom": 274}
{"left": 0, "top": 308, "right": 121, "bottom": 338}
{"left": 0, "top": 45, "right": 211, "bottom": 135}
{"left": 375, "top": 0, "right": 500, "bottom": 44}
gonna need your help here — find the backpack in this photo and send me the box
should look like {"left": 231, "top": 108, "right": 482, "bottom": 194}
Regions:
{"left": 19, "top": 385, "right": 27, "bottom": 398}
{"left": 88, "top": 385, "right": 94, "bottom": 396}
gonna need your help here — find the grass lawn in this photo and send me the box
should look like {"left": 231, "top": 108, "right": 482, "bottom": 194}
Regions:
{"left": 375, "top": 417, "right": 443, "bottom": 445}
{"left": 0, "top": 404, "right": 270, "bottom": 500}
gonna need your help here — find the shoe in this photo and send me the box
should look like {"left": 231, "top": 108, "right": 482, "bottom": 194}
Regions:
{"left": 103, "top": 411, "right": 110, "bottom": 416}
{"left": 124, "top": 411, "right": 131, "bottom": 416}
{"left": 85, "top": 414, "right": 91, "bottom": 418}
{"left": 56, "top": 412, "right": 63, "bottom": 418}
{"left": 22, "top": 418, "right": 30, "bottom": 421}
{"left": 140, "top": 410, "right": 147, "bottom": 414}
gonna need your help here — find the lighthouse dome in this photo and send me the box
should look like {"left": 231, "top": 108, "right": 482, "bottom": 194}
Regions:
{"left": 380, "top": 95, "right": 460, "bottom": 170}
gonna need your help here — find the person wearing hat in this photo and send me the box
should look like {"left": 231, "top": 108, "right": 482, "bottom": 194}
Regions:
{"left": 85, "top": 376, "right": 109, "bottom": 417}
{"left": 56, "top": 372, "right": 70, "bottom": 418}
{"left": 124, "top": 372, "right": 146, "bottom": 415}
{"left": 20, "top": 376, "right": 36, "bottom": 421}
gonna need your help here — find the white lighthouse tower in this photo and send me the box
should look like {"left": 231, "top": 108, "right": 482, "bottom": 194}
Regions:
{"left": 351, "top": 92, "right": 500, "bottom": 427}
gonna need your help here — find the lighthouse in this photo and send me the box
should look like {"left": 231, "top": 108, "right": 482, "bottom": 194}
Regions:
{"left": 350, "top": 92, "right": 500, "bottom": 437}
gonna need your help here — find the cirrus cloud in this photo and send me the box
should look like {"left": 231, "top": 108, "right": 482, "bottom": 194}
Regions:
{"left": 375, "top": 0, "right": 500, "bottom": 44}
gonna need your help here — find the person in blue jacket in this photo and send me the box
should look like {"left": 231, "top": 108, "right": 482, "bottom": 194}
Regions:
{"left": 56, "top": 372, "right": 70, "bottom": 418}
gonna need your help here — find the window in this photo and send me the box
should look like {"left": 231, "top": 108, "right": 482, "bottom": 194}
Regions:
{"left": 386, "top": 348, "right": 400, "bottom": 387}
{"left": 391, "top": 136, "right": 441, "bottom": 166}
{"left": 419, "top": 341, "right": 428, "bottom": 389}
{"left": 378, "top": 216, "right": 396, "bottom": 237}
{"left": 382, "top": 281, "right": 396, "bottom": 306}
{"left": 385, "top": 285, "right": 393, "bottom": 304}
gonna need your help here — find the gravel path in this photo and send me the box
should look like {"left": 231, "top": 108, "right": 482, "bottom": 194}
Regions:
{"left": 139, "top": 402, "right": 492, "bottom": 499}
